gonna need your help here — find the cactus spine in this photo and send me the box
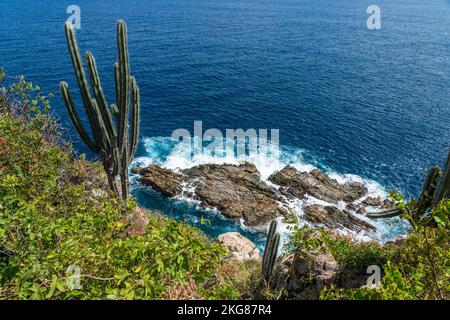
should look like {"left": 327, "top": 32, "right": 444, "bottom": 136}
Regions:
{"left": 60, "top": 20, "right": 140, "bottom": 200}
{"left": 262, "top": 220, "right": 280, "bottom": 282}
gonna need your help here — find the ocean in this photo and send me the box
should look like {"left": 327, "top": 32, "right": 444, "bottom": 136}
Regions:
{"left": 1, "top": 0, "right": 449, "bottom": 247}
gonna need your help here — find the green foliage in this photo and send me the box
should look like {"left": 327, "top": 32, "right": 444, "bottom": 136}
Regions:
{"left": 0, "top": 70, "right": 62, "bottom": 148}
{"left": 320, "top": 200, "right": 449, "bottom": 300}
{"left": 0, "top": 76, "right": 236, "bottom": 299}
{"left": 285, "top": 215, "right": 388, "bottom": 275}
{"left": 202, "top": 259, "right": 265, "bottom": 300}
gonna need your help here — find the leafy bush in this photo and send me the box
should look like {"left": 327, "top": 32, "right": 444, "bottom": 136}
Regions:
{"left": 320, "top": 201, "right": 449, "bottom": 300}
{"left": 0, "top": 73, "right": 236, "bottom": 300}
{"left": 285, "top": 216, "right": 389, "bottom": 275}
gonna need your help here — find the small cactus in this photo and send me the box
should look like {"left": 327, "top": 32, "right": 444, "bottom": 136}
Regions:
{"left": 60, "top": 20, "right": 140, "bottom": 200}
{"left": 262, "top": 220, "right": 280, "bottom": 282}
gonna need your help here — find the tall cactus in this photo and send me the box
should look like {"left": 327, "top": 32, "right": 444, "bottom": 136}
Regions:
{"left": 60, "top": 20, "right": 140, "bottom": 200}
{"left": 262, "top": 220, "right": 280, "bottom": 282}
{"left": 433, "top": 149, "right": 450, "bottom": 207}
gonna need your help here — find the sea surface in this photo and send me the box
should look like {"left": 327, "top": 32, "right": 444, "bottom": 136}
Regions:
{"left": 1, "top": 0, "right": 449, "bottom": 248}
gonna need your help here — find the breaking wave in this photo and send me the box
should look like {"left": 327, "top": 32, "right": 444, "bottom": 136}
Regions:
{"left": 131, "top": 136, "right": 410, "bottom": 250}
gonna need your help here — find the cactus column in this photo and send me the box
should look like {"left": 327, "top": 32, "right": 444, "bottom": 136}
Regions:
{"left": 60, "top": 20, "right": 140, "bottom": 200}
{"left": 433, "top": 150, "right": 450, "bottom": 207}
{"left": 262, "top": 220, "right": 280, "bottom": 282}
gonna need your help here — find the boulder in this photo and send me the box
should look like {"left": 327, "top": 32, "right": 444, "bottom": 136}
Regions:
{"left": 269, "top": 166, "right": 368, "bottom": 203}
{"left": 217, "top": 232, "right": 260, "bottom": 261}
{"left": 271, "top": 251, "right": 340, "bottom": 300}
{"left": 304, "top": 204, "right": 375, "bottom": 233}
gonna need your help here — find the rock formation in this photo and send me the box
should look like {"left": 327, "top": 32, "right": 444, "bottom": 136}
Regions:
{"left": 217, "top": 232, "right": 260, "bottom": 261}
{"left": 132, "top": 162, "right": 382, "bottom": 233}
{"left": 268, "top": 166, "right": 368, "bottom": 203}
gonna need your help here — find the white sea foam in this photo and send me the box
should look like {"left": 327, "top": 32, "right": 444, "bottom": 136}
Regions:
{"left": 131, "top": 136, "right": 410, "bottom": 243}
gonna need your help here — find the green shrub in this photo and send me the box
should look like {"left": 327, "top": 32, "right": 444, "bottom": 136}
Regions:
{"left": 285, "top": 215, "right": 389, "bottom": 275}
{"left": 320, "top": 201, "right": 449, "bottom": 300}
{"left": 0, "top": 73, "right": 236, "bottom": 300}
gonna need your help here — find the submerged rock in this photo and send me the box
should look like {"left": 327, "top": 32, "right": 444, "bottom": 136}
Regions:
{"left": 217, "top": 232, "right": 260, "bottom": 261}
{"left": 268, "top": 166, "right": 368, "bottom": 203}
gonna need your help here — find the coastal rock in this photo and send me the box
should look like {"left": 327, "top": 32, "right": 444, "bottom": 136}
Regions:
{"left": 131, "top": 165, "right": 185, "bottom": 197}
{"left": 361, "top": 196, "right": 383, "bottom": 207}
{"left": 132, "top": 163, "right": 287, "bottom": 228}
{"left": 217, "top": 232, "right": 260, "bottom": 261}
{"left": 356, "top": 207, "right": 367, "bottom": 215}
{"left": 268, "top": 166, "right": 368, "bottom": 203}
{"left": 304, "top": 204, "right": 375, "bottom": 233}
{"left": 132, "top": 162, "right": 378, "bottom": 233}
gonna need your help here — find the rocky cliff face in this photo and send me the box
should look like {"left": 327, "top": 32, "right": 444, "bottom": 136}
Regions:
{"left": 132, "top": 162, "right": 386, "bottom": 233}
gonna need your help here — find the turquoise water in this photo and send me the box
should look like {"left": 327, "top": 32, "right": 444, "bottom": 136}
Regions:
{"left": 1, "top": 0, "right": 449, "bottom": 246}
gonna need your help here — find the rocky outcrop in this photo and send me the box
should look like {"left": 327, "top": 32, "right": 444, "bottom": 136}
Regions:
{"left": 132, "top": 163, "right": 377, "bottom": 232}
{"left": 131, "top": 165, "right": 185, "bottom": 197}
{"left": 268, "top": 166, "right": 368, "bottom": 203}
{"left": 132, "top": 163, "right": 287, "bottom": 228}
{"left": 217, "top": 232, "right": 260, "bottom": 261}
{"left": 361, "top": 196, "right": 383, "bottom": 207}
{"left": 270, "top": 251, "right": 340, "bottom": 299}
{"left": 304, "top": 204, "right": 375, "bottom": 233}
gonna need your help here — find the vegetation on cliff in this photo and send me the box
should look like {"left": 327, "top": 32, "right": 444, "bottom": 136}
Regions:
{"left": 0, "top": 70, "right": 448, "bottom": 300}
{"left": 0, "top": 71, "right": 240, "bottom": 299}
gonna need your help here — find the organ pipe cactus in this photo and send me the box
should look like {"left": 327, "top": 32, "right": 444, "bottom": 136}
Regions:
{"left": 262, "top": 220, "right": 280, "bottom": 282}
{"left": 60, "top": 20, "right": 140, "bottom": 200}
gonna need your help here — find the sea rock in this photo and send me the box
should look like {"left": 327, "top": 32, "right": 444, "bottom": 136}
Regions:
{"left": 132, "top": 162, "right": 379, "bottom": 233}
{"left": 356, "top": 207, "right": 367, "bottom": 215}
{"left": 269, "top": 166, "right": 368, "bottom": 203}
{"left": 304, "top": 204, "right": 375, "bottom": 233}
{"left": 132, "top": 163, "right": 287, "bottom": 228}
{"left": 217, "top": 232, "right": 260, "bottom": 261}
{"left": 361, "top": 196, "right": 383, "bottom": 207}
{"left": 131, "top": 165, "right": 185, "bottom": 197}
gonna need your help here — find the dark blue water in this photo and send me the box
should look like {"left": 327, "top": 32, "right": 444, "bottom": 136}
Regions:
{"left": 1, "top": 0, "right": 449, "bottom": 245}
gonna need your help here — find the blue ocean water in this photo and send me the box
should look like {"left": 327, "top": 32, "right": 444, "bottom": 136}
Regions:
{"left": 1, "top": 0, "right": 449, "bottom": 246}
